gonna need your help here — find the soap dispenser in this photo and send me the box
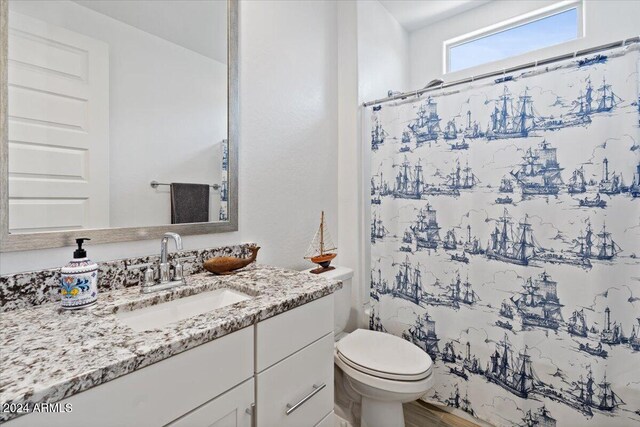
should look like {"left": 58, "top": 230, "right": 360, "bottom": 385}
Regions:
{"left": 60, "top": 238, "right": 99, "bottom": 310}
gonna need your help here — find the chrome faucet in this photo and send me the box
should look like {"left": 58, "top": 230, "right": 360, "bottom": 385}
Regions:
{"left": 141, "top": 232, "right": 186, "bottom": 293}
{"left": 160, "top": 232, "right": 183, "bottom": 283}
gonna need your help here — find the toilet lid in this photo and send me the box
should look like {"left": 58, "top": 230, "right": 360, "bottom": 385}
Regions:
{"left": 336, "top": 329, "right": 432, "bottom": 381}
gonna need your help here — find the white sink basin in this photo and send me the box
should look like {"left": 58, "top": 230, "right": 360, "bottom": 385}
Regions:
{"left": 116, "top": 288, "right": 252, "bottom": 332}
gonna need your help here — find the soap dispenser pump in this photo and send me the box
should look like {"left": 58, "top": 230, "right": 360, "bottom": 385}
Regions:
{"left": 60, "top": 238, "right": 99, "bottom": 310}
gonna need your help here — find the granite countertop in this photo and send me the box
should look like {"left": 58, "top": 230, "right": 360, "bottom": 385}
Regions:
{"left": 0, "top": 264, "right": 341, "bottom": 422}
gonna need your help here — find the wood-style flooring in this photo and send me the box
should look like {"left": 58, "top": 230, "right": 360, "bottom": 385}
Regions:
{"left": 403, "top": 400, "right": 483, "bottom": 427}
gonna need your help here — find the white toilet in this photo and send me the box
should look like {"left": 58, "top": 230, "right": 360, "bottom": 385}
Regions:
{"left": 305, "top": 266, "right": 434, "bottom": 427}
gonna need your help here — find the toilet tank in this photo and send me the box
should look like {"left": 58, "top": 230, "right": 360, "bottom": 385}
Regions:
{"left": 302, "top": 266, "right": 353, "bottom": 337}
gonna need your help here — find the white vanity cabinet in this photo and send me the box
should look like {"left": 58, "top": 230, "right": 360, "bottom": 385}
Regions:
{"left": 167, "top": 379, "right": 254, "bottom": 427}
{"left": 5, "top": 327, "right": 255, "bottom": 427}
{"left": 5, "top": 295, "right": 336, "bottom": 427}
{"left": 256, "top": 296, "right": 335, "bottom": 427}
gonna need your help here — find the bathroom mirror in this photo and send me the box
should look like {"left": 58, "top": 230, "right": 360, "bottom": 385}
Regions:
{"left": 0, "top": 0, "right": 238, "bottom": 251}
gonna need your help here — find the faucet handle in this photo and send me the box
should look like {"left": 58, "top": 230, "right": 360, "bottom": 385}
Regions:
{"left": 143, "top": 265, "right": 156, "bottom": 288}
{"left": 140, "top": 264, "right": 156, "bottom": 294}
{"left": 173, "top": 261, "right": 185, "bottom": 283}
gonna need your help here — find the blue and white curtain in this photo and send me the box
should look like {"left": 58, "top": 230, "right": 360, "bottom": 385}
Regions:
{"left": 366, "top": 43, "right": 640, "bottom": 427}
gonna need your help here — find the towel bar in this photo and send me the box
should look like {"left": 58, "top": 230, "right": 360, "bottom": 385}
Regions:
{"left": 150, "top": 180, "right": 220, "bottom": 190}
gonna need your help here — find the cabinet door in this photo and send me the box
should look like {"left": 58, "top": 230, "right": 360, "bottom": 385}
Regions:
{"left": 167, "top": 378, "right": 254, "bottom": 427}
{"left": 257, "top": 333, "right": 334, "bottom": 427}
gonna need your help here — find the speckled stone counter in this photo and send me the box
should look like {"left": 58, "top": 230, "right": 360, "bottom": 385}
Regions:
{"left": 0, "top": 244, "right": 256, "bottom": 312}
{"left": 0, "top": 264, "right": 341, "bottom": 422}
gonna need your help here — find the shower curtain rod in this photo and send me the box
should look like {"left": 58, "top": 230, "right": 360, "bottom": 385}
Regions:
{"left": 362, "top": 36, "right": 640, "bottom": 108}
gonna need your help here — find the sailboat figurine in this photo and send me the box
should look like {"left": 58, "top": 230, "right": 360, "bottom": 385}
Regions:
{"left": 305, "top": 211, "right": 338, "bottom": 274}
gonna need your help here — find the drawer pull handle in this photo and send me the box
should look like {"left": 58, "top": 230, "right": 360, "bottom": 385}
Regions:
{"left": 285, "top": 383, "right": 326, "bottom": 415}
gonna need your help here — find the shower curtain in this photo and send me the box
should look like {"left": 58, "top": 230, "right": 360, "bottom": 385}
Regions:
{"left": 366, "top": 43, "right": 640, "bottom": 427}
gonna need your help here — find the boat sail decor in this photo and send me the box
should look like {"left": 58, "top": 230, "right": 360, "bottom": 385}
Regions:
{"left": 305, "top": 211, "right": 337, "bottom": 274}
{"left": 366, "top": 43, "right": 639, "bottom": 427}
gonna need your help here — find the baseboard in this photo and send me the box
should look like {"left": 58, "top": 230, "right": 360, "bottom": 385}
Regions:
{"left": 417, "top": 398, "right": 494, "bottom": 427}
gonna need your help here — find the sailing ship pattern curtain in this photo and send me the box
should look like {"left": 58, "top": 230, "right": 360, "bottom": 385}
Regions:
{"left": 366, "top": 44, "right": 640, "bottom": 427}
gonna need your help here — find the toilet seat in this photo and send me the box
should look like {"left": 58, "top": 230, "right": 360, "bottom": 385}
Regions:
{"left": 335, "top": 329, "right": 433, "bottom": 382}
{"left": 336, "top": 352, "right": 431, "bottom": 381}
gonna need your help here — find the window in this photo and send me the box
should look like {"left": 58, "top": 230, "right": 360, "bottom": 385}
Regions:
{"left": 446, "top": 5, "right": 581, "bottom": 73}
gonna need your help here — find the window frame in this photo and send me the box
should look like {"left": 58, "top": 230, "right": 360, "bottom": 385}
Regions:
{"left": 443, "top": 0, "right": 584, "bottom": 74}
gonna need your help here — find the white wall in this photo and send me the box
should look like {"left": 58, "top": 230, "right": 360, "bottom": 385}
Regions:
{"left": 357, "top": 0, "right": 410, "bottom": 101}
{"left": 336, "top": 0, "right": 410, "bottom": 326}
{"left": 337, "top": 0, "right": 360, "bottom": 330}
{"left": 237, "top": 0, "right": 338, "bottom": 272}
{"left": 8, "top": 0, "right": 226, "bottom": 228}
{"left": 410, "top": 0, "right": 640, "bottom": 88}
{"left": 0, "top": 0, "right": 338, "bottom": 275}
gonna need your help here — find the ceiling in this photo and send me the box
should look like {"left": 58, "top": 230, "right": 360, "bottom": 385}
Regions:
{"left": 379, "top": 0, "right": 492, "bottom": 32}
{"left": 73, "top": 0, "right": 227, "bottom": 64}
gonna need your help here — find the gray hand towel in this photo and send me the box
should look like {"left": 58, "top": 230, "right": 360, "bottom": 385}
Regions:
{"left": 170, "top": 183, "right": 210, "bottom": 224}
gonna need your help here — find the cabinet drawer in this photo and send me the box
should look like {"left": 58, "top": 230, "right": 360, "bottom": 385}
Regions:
{"left": 257, "top": 332, "right": 334, "bottom": 427}
{"left": 256, "top": 295, "right": 333, "bottom": 372}
{"left": 7, "top": 327, "right": 254, "bottom": 427}
{"left": 167, "top": 378, "right": 254, "bottom": 427}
